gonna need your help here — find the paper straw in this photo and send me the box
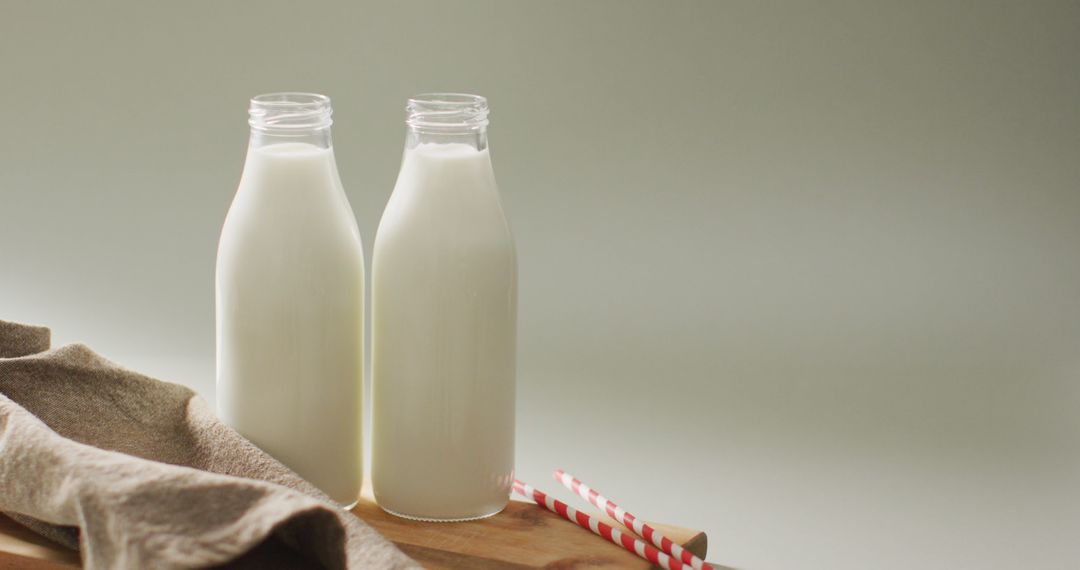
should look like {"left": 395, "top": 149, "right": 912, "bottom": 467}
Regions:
{"left": 513, "top": 479, "right": 686, "bottom": 570}
{"left": 555, "top": 469, "right": 713, "bottom": 570}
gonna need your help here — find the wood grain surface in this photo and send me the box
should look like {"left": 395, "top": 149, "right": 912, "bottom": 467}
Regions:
{"left": 0, "top": 488, "right": 707, "bottom": 569}
{"left": 0, "top": 515, "right": 79, "bottom": 570}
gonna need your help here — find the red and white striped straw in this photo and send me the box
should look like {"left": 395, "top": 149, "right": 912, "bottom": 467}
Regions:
{"left": 555, "top": 469, "right": 713, "bottom": 570}
{"left": 513, "top": 479, "right": 687, "bottom": 570}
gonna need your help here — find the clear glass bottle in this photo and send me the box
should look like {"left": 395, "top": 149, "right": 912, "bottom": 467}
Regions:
{"left": 216, "top": 93, "right": 364, "bottom": 507}
{"left": 372, "top": 93, "right": 517, "bottom": 521}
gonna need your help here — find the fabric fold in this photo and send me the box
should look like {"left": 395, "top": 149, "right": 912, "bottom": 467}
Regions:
{"left": 0, "top": 319, "right": 417, "bottom": 570}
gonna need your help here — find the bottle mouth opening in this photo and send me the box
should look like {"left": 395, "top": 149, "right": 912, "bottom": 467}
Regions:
{"left": 249, "top": 92, "right": 333, "bottom": 130}
{"left": 406, "top": 93, "right": 489, "bottom": 131}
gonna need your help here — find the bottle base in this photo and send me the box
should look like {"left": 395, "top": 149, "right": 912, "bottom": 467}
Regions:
{"left": 379, "top": 504, "right": 506, "bottom": 523}
{"left": 339, "top": 498, "right": 359, "bottom": 511}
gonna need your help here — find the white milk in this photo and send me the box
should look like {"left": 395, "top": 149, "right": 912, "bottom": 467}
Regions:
{"left": 372, "top": 142, "right": 517, "bottom": 520}
{"left": 216, "top": 141, "right": 364, "bottom": 506}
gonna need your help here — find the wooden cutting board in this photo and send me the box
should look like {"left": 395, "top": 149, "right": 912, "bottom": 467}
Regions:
{"left": 0, "top": 487, "right": 707, "bottom": 569}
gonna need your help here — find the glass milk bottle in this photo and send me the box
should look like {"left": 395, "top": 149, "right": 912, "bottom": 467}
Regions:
{"left": 216, "top": 93, "right": 364, "bottom": 507}
{"left": 372, "top": 93, "right": 517, "bottom": 521}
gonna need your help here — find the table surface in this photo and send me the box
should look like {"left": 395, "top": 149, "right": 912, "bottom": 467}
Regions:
{"left": 0, "top": 488, "right": 710, "bottom": 569}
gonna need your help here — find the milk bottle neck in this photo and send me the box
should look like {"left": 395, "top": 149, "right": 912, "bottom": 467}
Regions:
{"left": 405, "top": 93, "right": 489, "bottom": 151}
{"left": 248, "top": 92, "right": 334, "bottom": 150}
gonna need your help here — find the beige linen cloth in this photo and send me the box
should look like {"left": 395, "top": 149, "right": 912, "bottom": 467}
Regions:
{"left": 0, "top": 319, "right": 419, "bottom": 570}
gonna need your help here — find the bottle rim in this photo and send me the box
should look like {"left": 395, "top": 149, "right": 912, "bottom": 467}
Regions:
{"left": 249, "top": 92, "right": 333, "bottom": 131}
{"left": 406, "top": 93, "right": 489, "bottom": 131}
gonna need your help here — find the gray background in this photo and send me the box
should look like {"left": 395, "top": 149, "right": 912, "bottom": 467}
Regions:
{"left": 2, "top": 1, "right": 1078, "bottom": 569}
